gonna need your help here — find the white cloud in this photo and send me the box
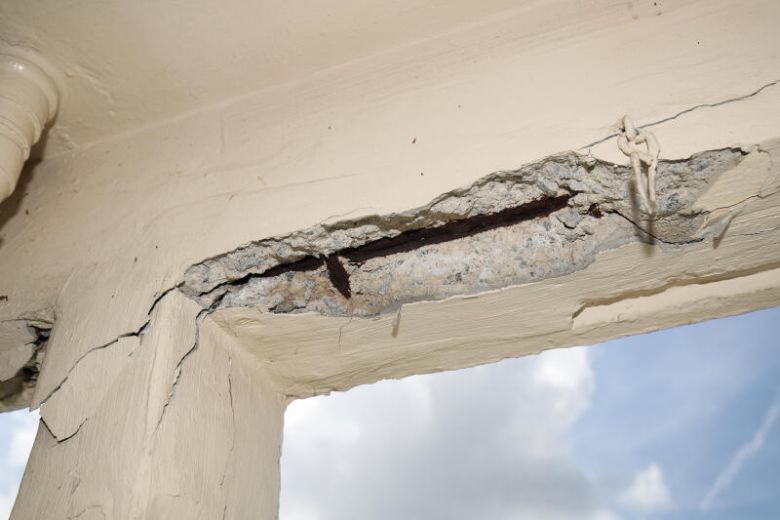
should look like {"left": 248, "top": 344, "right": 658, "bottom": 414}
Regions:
{"left": 593, "top": 509, "right": 623, "bottom": 520}
{"left": 533, "top": 347, "right": 592, "bottom": 393}
{"left": 532, "top": 347, "right": 594, "bottom": 432}
{"left": 279, "top": 347, "right": 617, "bottom": 520}
{"left": 7, "top": 417, "right": 38, "bottom": 468}
{"left": 620, "top": 463, "right": 671, "bottom": 511}
{"left": 0, "top": 409, "right": 40, "bottom": 520}
{"left": 0, "top": 492, "right": 14, "bottom": 520}
{"left": 700, "top": 396, "right": 780, "bottom": 511}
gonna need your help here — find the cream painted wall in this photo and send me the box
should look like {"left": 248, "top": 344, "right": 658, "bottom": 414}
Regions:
{"left": 0, "top": 0, "right": 777, "bottom": 411}
{"left": 0, "top": 0, "right": 542, "bottom": 157}
{"left": 0, "top": 0, "right": 779, "bottom": 517}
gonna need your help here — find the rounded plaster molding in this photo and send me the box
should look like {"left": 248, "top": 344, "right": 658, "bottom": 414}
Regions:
{"left": 0, "top": 54, "right": 60, "bottom": 202}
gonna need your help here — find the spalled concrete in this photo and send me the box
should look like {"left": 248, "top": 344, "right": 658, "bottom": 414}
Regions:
{"left": 185, "top": 149, "right": 745, "bottom": 318}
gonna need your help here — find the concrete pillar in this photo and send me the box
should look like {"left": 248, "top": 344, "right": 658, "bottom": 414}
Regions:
{"left": 11, "top": 292, "right": 285, "bottom": 520}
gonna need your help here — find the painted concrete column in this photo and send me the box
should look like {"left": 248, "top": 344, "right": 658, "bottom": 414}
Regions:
{"left": 11, "top": 292, "right": 286, "bottom": 519}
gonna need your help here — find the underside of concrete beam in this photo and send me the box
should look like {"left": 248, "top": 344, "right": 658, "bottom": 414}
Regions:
{"left": 183, "top": 149, "right": 746, "bottom": 318}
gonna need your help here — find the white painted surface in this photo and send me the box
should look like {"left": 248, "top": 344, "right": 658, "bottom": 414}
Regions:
{"left": 12, "top": 293, "right": 286, "bottom": 519}
{"left": 0, "top": 53, "right": 59, "bottom": 201}
{"left": 0, "top": 0, "right": 775, "bottom": 411}
{"left": 0, "top": 0, "right": 779, "bottom": 517}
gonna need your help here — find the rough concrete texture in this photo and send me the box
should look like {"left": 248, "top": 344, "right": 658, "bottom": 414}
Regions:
{"left": 0, "top": 321, "right": 49, "bottom": 412}
{"left": 183, "top": 149, "right": 744, "bottom": 318}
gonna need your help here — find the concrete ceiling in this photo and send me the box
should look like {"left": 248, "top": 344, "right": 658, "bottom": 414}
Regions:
{"left": 0, "top": 0, "right": 530, "bottom": 159}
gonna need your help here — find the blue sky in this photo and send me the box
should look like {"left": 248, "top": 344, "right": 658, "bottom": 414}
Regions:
{"left": 571, "top": 307, "right": 780, "bottom": 519}
{"left": 1, "top": 307, "right": 779, "bottom": 518}
{"left": 280, "top": 306, "right": 780, "bottom": 520}
{"left": 0, "top": 408, "right": 37, "bottom": 519}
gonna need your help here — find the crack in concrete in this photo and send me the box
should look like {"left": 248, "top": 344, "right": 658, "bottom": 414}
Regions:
{"left": 152, "top": 308, "right": 210, "bottom": 436}
{"left": 35, "top": 284, "right": 182, "bottom": 412}
{"left": 608, "top": 208, "right": 697, "bottom": 246}
{"left": 37, "top": 326, "right": 148, "bottom": 410}
{"left": 29, "top": 76, "right": 778, "bottom": 427}
{"left": 68, "top": 504, "right": 106, "bottom": 520}
{"left": 703, "top": 181, "right": 780, "bottom": 216}
{"left": 571, "top": 258, "right": 780, "bottom": 323}
{"left": 579, "top": 78, "right": 780, "bottom": 151}
{"left": 219, "top": 354, "right": 236, "bottom": 493}
{"left": 41, "top": 414, "right": 86, "bottom": 444}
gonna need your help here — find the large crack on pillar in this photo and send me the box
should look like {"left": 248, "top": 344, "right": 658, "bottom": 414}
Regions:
{"left": 152, "top": 307, "right": 210, "bottom": 435}
{"left": 32, "top": 285, "right": 181, "bottom": 410}
{"left": 181, "top": 149, "right": 746, "bottom": 318}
